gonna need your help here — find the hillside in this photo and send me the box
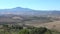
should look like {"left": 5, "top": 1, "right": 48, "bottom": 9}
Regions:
{"left": 0, "top": 7, "right": 60, "bottom": 30}
{"left": 32, "top": 21, "right": 60, "bottom": 32}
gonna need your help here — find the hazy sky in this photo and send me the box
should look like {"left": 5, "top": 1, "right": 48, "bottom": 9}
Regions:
{"left": 0, "top": 0, "right": 60, "bottom": 10}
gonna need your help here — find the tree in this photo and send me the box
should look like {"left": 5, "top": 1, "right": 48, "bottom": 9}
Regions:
{"left": 19, "top": 29, "right": 29, "bottom": 34}
{"left": 31, "top": 27, "right": 47, "bottom": 34}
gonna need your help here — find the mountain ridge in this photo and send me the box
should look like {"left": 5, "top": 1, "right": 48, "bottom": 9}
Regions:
{"left": 0, "top": 7, "right": 60, "bottom": 16}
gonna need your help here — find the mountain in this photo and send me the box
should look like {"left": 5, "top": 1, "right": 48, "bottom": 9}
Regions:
{"left": 0, "top": 7, "right": 50, "bottom": 16}
{"left": 0, "top": 7, "right": 60, "bottom": 16}
{"left": 0, "top": 7, "right": 34, "bottom": 14}
{"left": 0, "top": 7, "right": 60, "bottom": 24}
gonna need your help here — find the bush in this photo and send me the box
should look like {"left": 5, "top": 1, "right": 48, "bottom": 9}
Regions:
{"left": 19, "top": 29, "right": 29, "bottom": 34}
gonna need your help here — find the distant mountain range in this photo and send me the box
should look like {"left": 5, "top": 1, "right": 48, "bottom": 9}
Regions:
{"left": 0, "top": 7, "right": 60, "bottom": 16}
{"left": 0, "top": 7, "right": 60, "bottom": 24}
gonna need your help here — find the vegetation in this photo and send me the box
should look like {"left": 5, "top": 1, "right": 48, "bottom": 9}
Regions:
{"left": 0, "top": 24, "right": 60, "bottom": 34}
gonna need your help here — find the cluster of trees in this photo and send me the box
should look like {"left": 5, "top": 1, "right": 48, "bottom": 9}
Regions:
{"left": 0, "top": 24, "right": 60, "bottom": 34}
{"left": 19, "top": 27, "right": 47, "bottom": 34}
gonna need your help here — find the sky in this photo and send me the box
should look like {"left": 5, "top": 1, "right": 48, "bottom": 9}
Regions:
{"left": 0, "top": 0, "right": 60, "bottom": 10}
